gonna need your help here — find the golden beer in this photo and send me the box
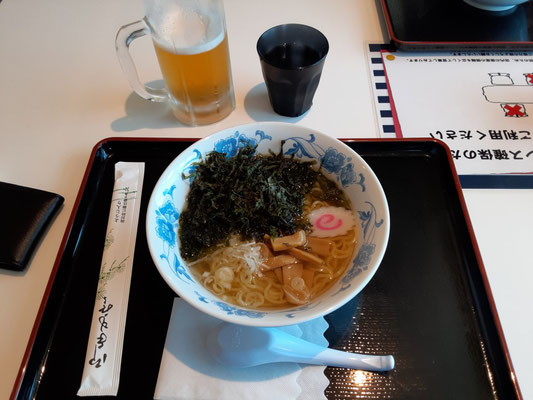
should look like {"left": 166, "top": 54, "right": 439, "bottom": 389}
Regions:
{"left": 115, "top": 0, "right": 235, "bottom": 125}
{"left": 153, "top": 33, "right": 234, "bottom": 125}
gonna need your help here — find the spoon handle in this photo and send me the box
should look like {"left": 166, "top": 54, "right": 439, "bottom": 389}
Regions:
{"left": 270, "top": 330, "right": 394, "bottom": 372}
{"left": 286, "top": 348, "right": 395, "bottom": 372}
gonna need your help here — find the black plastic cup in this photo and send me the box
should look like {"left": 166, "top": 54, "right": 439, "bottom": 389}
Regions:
{"left": 257, "top": 24, "right": 329, "bottom": 117}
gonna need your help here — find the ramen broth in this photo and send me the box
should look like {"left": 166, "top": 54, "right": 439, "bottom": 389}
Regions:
{"left": 179, "top": 147, "right": 358, "bottom": 309}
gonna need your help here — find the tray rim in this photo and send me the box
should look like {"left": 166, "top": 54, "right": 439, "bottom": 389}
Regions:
{"left": 10, "top": 136, "right": 522, "bottom": 400}
{"left": 379, "top": 0, "right": 533, "bottom": 51}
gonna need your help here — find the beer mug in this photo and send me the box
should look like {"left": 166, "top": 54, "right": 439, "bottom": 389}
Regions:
{"left": 116, "top": 0, "right": 235, "bottom": 126}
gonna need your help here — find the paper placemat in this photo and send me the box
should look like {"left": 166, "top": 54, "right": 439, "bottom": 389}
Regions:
{"left": 154, "top": 298, "right": 329, "bottom": 400}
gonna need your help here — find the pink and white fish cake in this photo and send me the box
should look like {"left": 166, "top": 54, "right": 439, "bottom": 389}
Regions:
{"left": 308, "top": 206, "right": 356, "bottom": 238}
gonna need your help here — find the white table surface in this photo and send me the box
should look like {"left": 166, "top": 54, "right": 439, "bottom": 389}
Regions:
{"left": 1, "top": 0, "right": 531, "bottom": 398}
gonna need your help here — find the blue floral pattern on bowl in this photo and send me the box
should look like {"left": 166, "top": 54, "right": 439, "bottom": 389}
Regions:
{"left": 155, "top": 192, "right": 192, "bottom": 284}
{"left": 214, "top": 301, "right": 266, "bottom": 319}
{"left": 147, "top": 123, "right": 389, "bottom": 326}
{"left": 283, "top": 134, "right": 365, "bottom": 190}
{"left": 335, "top": 201, "right": 384, "bottom": 294}
{"left": 214, "top": 130, "right": 272, "bottom": 158}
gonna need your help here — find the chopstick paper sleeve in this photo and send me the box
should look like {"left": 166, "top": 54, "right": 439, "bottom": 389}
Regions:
{"left": 0, "top": 182, "right": 64, "bottom": 271}
{"left": 77, "top": 162, "right": 144, "bottom": 396}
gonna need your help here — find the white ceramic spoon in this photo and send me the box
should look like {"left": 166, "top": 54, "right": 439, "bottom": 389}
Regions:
{"left": 206, "top": 322, "right": 395, "bottom": 372}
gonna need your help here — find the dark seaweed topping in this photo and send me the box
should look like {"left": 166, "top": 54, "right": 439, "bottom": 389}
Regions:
{"left": 178, "top": 145, "right": 347, "bottom": 261}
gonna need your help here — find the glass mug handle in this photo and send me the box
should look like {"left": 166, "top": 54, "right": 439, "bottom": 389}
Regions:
{"left": 115, "top": 20, "right": 168, "bottom": 102}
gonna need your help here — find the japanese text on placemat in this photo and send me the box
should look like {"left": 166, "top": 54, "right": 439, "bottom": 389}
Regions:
{"left": 429, "top": 129, "right": 533, "bottom": 161}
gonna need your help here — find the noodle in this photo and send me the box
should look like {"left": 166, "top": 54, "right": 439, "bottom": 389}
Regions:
{"left": 185, "top": 168, "right": 358, "bottom": 310}
{"left": 188, "top": 191, "right": 358, "bottom": 310}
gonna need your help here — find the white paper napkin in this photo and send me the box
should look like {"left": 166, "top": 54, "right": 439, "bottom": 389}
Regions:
{"left": 154, "top": 298, "right": 329, "bottom": 400}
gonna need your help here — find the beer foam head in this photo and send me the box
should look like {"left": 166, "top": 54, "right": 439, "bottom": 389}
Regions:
{"left": 146, "top": 2, "right": 224, "bottom": 55}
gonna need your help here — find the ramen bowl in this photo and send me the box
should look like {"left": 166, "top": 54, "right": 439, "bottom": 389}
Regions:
{"left": 146, "top": 122, "right": 389, "bottom": 326}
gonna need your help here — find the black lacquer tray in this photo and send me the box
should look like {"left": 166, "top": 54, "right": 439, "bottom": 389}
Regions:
{"left": 12, "top": 138, "right": 521, "bottom": 399}
{"left": 380, "top": 0, "right": 533, "bottom": 51}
